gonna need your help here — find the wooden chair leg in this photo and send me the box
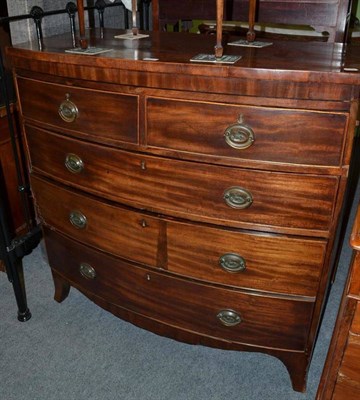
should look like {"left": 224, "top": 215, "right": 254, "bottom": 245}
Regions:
{"left": 76, "top": 0, "right": 88, "bottom": 49}
{"left": 215, "top": 0, "right": 224, "bottom": 58}
{"left": 246, "top": 0, "right": 257, "bottom": 42}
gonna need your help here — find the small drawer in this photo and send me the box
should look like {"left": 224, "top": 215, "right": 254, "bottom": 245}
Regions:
{"left": 17, "top": 77, "right": 138, "bottom": 145}
{"left": 32, "top": 176, "right": 160, "bottom": 267}
{"left": 44, "top": 227, "right": 314, "bottom": 351}
{"left": 167, "top": 221, "right": 326, "bottom": 296}
{"left": 27, "top": 126, "right": 339, "bottom": 235}
{"left": 146, "top": 97, "right": 347, "bottom": 168}
{"left": 351, "top": 302, "right": 360, "bottom": 335}
{"left": 334, "top": 333, "right": 360, "bottom": 397}
{"left": 349, "top": 252, "right": 360, "bottom": 297}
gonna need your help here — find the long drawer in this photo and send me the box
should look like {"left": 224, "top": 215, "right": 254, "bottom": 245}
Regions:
{"left": 17, "top": 77, "right": 139, "bottom": 145}
{"left": 32, "top": 175, "right": 326, "bottom": 296}
{"left": 44, "top": 227, "right": 314, "bottom": 351}
{"left": 27, "top": 125, "right": 339, "bottom": 235}
{"left": 146, "top": 97, "right": 348, "bottom": 168}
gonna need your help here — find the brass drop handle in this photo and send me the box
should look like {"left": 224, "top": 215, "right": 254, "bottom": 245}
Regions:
{"left": 59, "top": 93, "right": 78, "bottom": 123}
{"left": 69, "top": 210, "right": 87, "bottom": 229}
{"left": 223, "top": 187, "right": 253, "bottom": 209}
{"left": 79, "top": 263, "right": 96, "bottom": 280}
{"left": 65, "top": 153, "right": 84, "bottom": 174}
{"left": 217, "top": 310, "right": 242, "bottom": 327}
{"left": 219, "top": 253, "right": 246, "bottom": 273}
{"left": 224, "top": 115, "right": 254, "bottom": 150}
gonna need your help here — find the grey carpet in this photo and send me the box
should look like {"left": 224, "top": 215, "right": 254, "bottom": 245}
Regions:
{"left": 1, "top": 184, "right": 358, "bottom": 400}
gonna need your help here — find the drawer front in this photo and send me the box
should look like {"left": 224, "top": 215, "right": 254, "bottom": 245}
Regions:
{"left": 351, "top": 302, "right": 360, "bottom": 335}
{"left": 27, "top": 126, "right": 338, "bottom": 233}
{"left": 146, "top": 97, "right": 347, "bottom": 167}
{"left": 167, "top": 221, "right": 326, "bottom": 296}
{"left": 334, "top": 333, "right": 360, "bottom": 399}
{"left": 44, "top": 227, "right": 313, "bottom": 351}
{"left": 32, "top": 176, "right": 160, "bottom": 267}
{"left": 349, "top": 252, "right": 360, "bottom": 296}
{"left": 17, "top": 77, "right": 138, "bottom": 145}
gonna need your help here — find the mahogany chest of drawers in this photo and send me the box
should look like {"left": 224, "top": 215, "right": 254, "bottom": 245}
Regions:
{"left": 7, "top": 30, "right": 360, "bottom": 392}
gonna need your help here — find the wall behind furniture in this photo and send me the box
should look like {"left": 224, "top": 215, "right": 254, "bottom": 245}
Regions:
{"left": 5, "top": 0, "right": 360, "bottom": 45}
{"left": 6, "top": 0, "right": 37, "bottom": 45}
{"left": 6, "top": 0, "right": 77, "bottom": 44}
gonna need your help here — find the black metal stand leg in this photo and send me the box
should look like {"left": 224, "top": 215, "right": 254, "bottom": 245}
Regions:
{"left": 0, "top": 168, "right": 31, "bottom": 322}
{"left": 0, "top": 243, "right": 32, "bottom": 322}
{"left": 0, "top": 42, "right": 43, "bottom": 321}
{"left": 4, "top": 257, "right": 31, "bottom": 322}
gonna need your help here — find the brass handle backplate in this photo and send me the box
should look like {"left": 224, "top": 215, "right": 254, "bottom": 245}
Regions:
{"left": 217, "top": 309, "right": 242, "bottom": 327}
{"left": 224, "top": 115, "right": 254, "bottom": 150}
{"left": 69, "top": 210, "right": 87, "bottom": 229}
{"left": 219, "top": 253, "right": 246, "bottom": 273}
{"left": 65, "top": 153, "right": 84, "bottom": 174}
{"left": 79, "top": 263, "right": 96, "bottom": 280}
{"left": 59, "top": 93, "right": 78, "bottom": 123}
{"left": 223, "top": 187, "right": 253, "bottom": 209}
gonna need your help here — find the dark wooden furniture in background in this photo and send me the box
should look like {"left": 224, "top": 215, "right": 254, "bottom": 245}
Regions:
{"left": 316, "top": 201, "right": 360, "bottom": 399}
{"left": 7, "top": 26, "right": 360, "bottom": 392}
{"left": 152, "top": 0, "right": 352, "bottom": 42}
{"left": 0, "top": 1, "right": 26, "bottom": 272}
{"left": 0, "top": 106, "right": 25, "bottom": 236}
{"left": 0, "top": 0, "right": 42, "bottom": 322}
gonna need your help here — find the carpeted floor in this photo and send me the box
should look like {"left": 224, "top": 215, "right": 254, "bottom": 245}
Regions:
{"left": 1, "top": 186, "right": 358, "bottom": 400}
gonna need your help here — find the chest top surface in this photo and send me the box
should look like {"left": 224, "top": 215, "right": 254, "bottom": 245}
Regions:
{"left": 6, "top": 30, "right": 360, "bottom": 86}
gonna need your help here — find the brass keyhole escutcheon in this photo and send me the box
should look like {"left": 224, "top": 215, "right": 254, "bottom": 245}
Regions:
{"left": 140, "top": 219, "right": 148, "bottom": 228}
